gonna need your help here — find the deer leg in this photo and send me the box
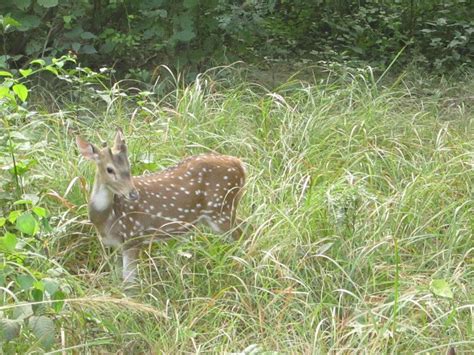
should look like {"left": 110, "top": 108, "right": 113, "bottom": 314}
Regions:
{"left": 122, "top": 247, "right": 139, "bottom": 282}
{"left": 231, "top": 218, "right": 244, "bottom": 241}
{"left": 203, "top": 215, "right": 244, "bottom": 241}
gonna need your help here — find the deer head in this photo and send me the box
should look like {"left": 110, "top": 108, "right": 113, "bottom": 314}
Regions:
{"left": 76, "top": 128, "right": 139, "bottom": 201}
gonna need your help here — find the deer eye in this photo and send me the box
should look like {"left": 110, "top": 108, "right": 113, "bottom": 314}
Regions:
{"left": 106, "top": 167, "right": 115, "bottom": 174}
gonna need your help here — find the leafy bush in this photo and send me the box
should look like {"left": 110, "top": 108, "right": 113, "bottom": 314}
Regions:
{"left": 0, "top": 55, "right": 108, "bottom": 351}
{"left": 416, "top": 2, "right": 474, "bottom": 69}
{"left": 1, "top": 0, "right": 472, "bottom": 76}
{"left": 261, "top": 0, "right": 473, "bottom": 70}
{"left": 0, "top": 0, "right": 226, "bottom": 78}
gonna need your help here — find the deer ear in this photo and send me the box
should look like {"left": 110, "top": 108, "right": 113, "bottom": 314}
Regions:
{"left": 112, "top": 127, "right": 127, "bottom": 154}
{"left": 76, "top": 136, "right": 99, "bottom": 161}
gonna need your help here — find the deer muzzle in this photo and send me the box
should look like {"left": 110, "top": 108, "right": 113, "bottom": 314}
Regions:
{"left": 128, "top": 189, "right": 139, "bottom": 201}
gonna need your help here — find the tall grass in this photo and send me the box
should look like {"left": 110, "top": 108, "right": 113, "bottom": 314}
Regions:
{"left": 2, "top": 65, "right": 473, "bottom": 353}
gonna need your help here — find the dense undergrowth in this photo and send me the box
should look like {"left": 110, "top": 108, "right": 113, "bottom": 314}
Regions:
{"left": 0, "top": 64, "right": 473, "bottom": 353}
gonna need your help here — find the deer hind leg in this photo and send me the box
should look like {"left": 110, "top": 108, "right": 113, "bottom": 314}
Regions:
{"left": 230, "top": 218, "right": 244, "bottom": 240}
{"left": 226, "top": 188, "right": 245, "bottom": 240}
{"left": 201, "top": 214, "right": 242, "bottom": 240}
{"left": 202, "top": 196, "right": 243, "bottom": 240}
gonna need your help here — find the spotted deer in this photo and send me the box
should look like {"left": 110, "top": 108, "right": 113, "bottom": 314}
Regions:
{"left": 76, "top": 128, "right": 245, "bottom": 282}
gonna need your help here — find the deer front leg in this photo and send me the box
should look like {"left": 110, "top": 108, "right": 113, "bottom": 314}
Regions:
{"left": 122, "top": 247, "right": 139, "bottom": 282}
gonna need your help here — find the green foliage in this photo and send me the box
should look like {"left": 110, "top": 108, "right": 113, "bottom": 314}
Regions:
{"left": 430, "top": 279, "right": 454, "bottom": 299}
{"left": 0, "top": 0, "right": 225, "bottom": 77}
{"left": 0, "top": 55, "right": 83, "bottom": 352}
{"left": 0, "top": 0, "right": 472, "bottom": 76}
{"left": 0, "top": 318, "right": 21, "bottom": 342}
{"left": 0, "top": 203, "right": 69, "bottom": 351}
{"left": 0, "top": 189, "right": 68, "bottom": 350}
{"left": 28, "top": 316, "right": 55, "bottom": 348}
{"left": 0, "top": 55, "right": 76, "bottom": 109}
{"left": 416, "top": 2, "right": 474, "bottom": 69}
{"left": 257, "top": 0, "right": 473, "bottom": 70}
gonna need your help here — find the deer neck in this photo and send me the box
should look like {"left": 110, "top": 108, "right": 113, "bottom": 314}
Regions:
{"left": 88, "top": 173, "right": 115, "bottom": 228}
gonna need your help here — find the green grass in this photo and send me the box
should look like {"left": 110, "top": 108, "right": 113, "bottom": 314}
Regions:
{"left": 1, "top": 65, "right": 473, "bottom": 353}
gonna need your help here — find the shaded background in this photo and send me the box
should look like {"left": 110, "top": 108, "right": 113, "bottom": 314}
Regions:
{"left": 1, "top": 0, "right": 473, "bottom": 80}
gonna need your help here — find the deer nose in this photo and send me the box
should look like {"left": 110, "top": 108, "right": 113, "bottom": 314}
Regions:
{"left": 128, "top": 189, "right": 139, "bottom": 201}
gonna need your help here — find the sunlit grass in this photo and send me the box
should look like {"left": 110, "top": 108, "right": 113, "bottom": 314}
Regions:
{"left": 4, "top": 65, "right": 473, "bottom": 352}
